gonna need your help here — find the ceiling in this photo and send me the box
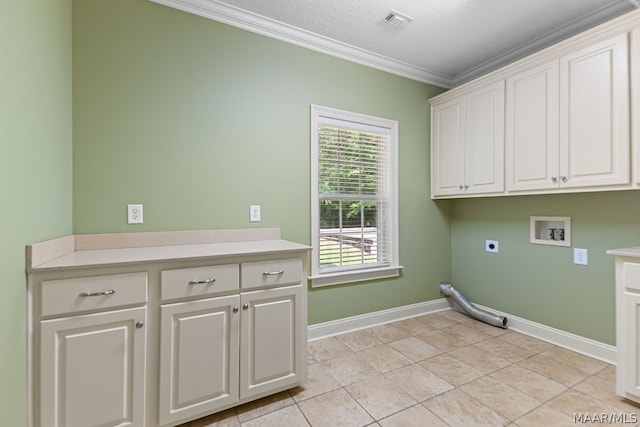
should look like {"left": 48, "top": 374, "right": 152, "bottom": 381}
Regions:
{"left": 152, "top": 0, "right": 638, "bottom": 88}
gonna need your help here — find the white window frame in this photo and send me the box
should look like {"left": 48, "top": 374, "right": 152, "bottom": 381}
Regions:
{"left": 310, "top": 104, "right": 402, "bottom": 287}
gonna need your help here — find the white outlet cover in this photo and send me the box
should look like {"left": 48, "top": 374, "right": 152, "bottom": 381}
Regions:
{"left": 127, "top": 204, "right": 143, "bottom": 224}
{"left": 250, "top": 205, "right": 261, "bottom": 222}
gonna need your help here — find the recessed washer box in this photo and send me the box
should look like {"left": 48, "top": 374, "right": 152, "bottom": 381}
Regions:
{"left": 530, "top": 216, "right": 571, "bottom": 247}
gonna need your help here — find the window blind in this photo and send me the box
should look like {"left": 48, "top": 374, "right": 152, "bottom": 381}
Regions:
{"left": 317, "top": 122, "right": 391, "bottom": 272}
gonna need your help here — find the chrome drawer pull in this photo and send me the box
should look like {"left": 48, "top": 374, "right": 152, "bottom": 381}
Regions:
{"left": 78, "top": 289, "right": 116, "bottom": 297}
{"left": 188, "top": 278, "right": 216, "bottom": 285}
{"left": 262, "top": 270, "right": 284, "bottom": 276}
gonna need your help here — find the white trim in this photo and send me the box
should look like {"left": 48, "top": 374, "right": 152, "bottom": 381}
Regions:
{"left": 310, "top": 105, "right": 400, "bottom": 288}
{"left": 150, "top": 0, "right": 634, "bottom": 88}
{"left": 471, "top": 302, "right": 617, "bottom": 364}
{"left": 307, "top": 298, "right": 617, "bottom": 364}
{"left": 451, "top": 2, "right": 633, "bottom": 86}
{"left": 309, "top": 265, "right": 403, "bottom": 288}
{"left": 149, "top": 0, "right": 453, "bottom": 87}
{"left": 307, "top": 299, "right": 450, "bottom": 341}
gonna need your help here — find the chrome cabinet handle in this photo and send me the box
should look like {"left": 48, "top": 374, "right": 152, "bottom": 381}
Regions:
{"left": 262, "top": 270, "right": 284, "bottom": 276}
{"left": 78, "top": 289, "right": 116, "bottom": 297}
{"left": 232, "top": 306, "right": 239, "bottom": 313}
{"left": 243, "top": 304, "right": 249, "bottom": 310}
{"left": 135, "top": 321, "right": 144, "bottom": 329}
{"left": 560, "top": 176, "right": 567, "bottom": 182}
{"left": 188, "top": 278, "right": 216, "bottom": 285}
{"left": 551, "top": 176, "right": 558, "bottom": 183}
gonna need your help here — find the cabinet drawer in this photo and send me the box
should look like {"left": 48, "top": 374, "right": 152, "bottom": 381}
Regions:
{"left": 241, "top": 258, "right": 302, "bottom": 290}
{"left": 161, "top": 264, "right": 239, "bottom": 301}
{"left": 41, "top": 272, "right": 148, "bottom": 317}
{"left": 623, "top": 262, "right": 640, "bottom": 291}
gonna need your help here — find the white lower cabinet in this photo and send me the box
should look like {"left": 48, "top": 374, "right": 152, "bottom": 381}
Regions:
{"left": 159, "top": 285, "right": 303, "bottom": 426}
{"left": 40, "top": 306, "right": 147, "bottom": 427}
{"left": 28, "top": 233, "right": 309, "bottom": 427}
{"left": 622, "top": 290, "right": 640, "bottom": 400}
{"left": 610, "top": 256, "right": 640, "bottom": 403}
{"left": 159, "top": 261, "right": 305, "bottom": 426}
{"left": 240, "top": 285, "right": 303, "bottom": 399}
{"left": 159, "top": 295, "right": 240, "bottom": 426}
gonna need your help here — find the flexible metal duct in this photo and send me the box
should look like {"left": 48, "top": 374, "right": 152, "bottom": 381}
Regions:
{"left": 439, "top": 282, "right": 508, "bottom": 329}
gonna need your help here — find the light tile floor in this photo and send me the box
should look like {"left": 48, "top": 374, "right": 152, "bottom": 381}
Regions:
{"left": 180, "top": 309, "right": 640, "bottom": 426}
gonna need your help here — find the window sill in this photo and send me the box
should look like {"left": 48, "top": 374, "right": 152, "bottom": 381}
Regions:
{"left": 309, "top": 265, "right": 404, "bottom": 288}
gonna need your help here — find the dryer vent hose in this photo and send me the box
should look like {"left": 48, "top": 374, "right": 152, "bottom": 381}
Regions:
{"left": 439, "top": 282, "right": 508, "bottom": 329}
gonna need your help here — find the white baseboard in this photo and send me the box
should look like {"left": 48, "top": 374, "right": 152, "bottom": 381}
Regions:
{"left": 471, "top": 302, "right": 616, "bottom": 365}
{"left": 307, "top": 299, "right": 450, "bottom": 341}
{"left": 308, "top": 298, "right": 617, "bottom": 365}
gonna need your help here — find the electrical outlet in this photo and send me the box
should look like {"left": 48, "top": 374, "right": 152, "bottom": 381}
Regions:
{"left": 574, "top": 248, "right": 588, "bottom": 265}
{"left": 127, "top": 204, "right": 143, "bottom": 224}
{"left": 250, "top": 205, "right": 261, "bottom": 222}
{"left": 486, "top": 240, "right": 499, "bottom": 253}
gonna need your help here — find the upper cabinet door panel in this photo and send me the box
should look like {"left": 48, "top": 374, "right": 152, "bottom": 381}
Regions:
{"left": 464, "top": 81, "right": 505, "bottom": 194}
{"left": 506, "top": 60, "right": 560, "bottom": 192}
{"left": 633, "top": 28, "right": 640, "bottom": 184}
{"left": 431, "top": 97, "right": 465, "bottom": 196}
{"left": 560, "top": 33, "right": 630, "bottom": 188}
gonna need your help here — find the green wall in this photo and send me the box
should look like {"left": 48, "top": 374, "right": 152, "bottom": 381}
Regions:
{"left": 450, "top": 191, "right": 640, "bottom": 345}
{"left": 2, "top": 1, "right": 634, "bottom": 424}
{"left": 0, "top": 1, "right": 73, "bottom": 425}
{"left": 72, "top": 0, "right": 451, "bottom": 325}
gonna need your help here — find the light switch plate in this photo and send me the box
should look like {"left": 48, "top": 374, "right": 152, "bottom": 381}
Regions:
{"left": 573, "top": 248, "right": 588, "bottom": 265}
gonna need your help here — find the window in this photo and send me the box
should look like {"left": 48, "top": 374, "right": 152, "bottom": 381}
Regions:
{"left": 310, "top": 105, "right": 402, "bottom": 287}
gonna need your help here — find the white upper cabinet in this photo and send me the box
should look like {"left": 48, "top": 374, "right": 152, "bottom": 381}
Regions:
{"left": 431, "top": 81, "right": 505, "bottom": 197}
{"left": 507, "top": 34, "right": 630, "bottom": 193}
{"left": 633, "top": 27, "right": 640, "bottom": 184}
{"left": 432, "top": 11, "right": 639, "bottom": 199}
{"left": 506, "top": 60, "right": 560, "bottom": 191}
{"left": 431, "top": 96, "right": 464, "bottom": 196}
{"left": 559, "top": 33, "right": 630, "bottom": 189}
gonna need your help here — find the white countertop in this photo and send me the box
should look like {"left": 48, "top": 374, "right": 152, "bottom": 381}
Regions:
{"left": 606, "top": 247, "right": 640, "bottom": 257}
{"left": 27, "top": 229, "right": 310, "bottom": 272}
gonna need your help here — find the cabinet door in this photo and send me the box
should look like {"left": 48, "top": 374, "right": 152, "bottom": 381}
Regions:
{"left": 560, "top": 33, "right": 630, "bottom": 188}
{"left": 159, "top": 295, "right": 240, "bottom": 426}
{"left": 633, "top": 28, "right": 640, "bottom": 184}
{"left": 431, "top": 96, "right": 465, "bottom": 196}
{"left": 40, "top": 307, "right": 146, "bottom": 427}
{"left": 464, "top": 81, "right": 505, "bottom": 194}
{"left": 240, "top": 285, "right": 303, "bottom": 400}
{"left": 506, "top": 60, "right": 560, "bottom": 191}
{"left": 622, "top": 291, "right": 640, "bottom": 400}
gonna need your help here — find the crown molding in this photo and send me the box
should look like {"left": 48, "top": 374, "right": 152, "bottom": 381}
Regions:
{"left": 149, "top": 0, "right": 454, "bottom": 88}
{"left": 452, "top": 1, "right": 635, "bottom": 86}
{"left": 150, "top": 0, "right": 634, "bottom": 89}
